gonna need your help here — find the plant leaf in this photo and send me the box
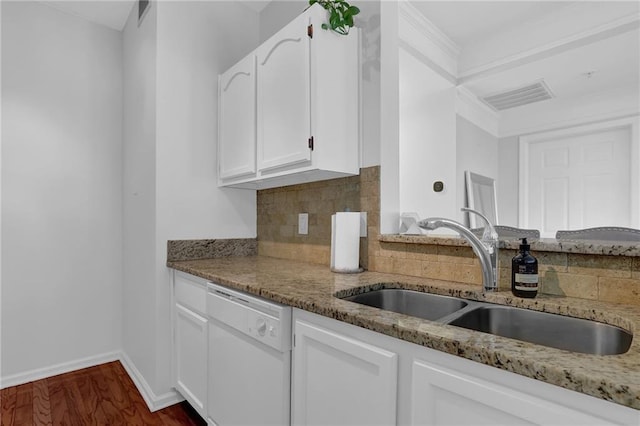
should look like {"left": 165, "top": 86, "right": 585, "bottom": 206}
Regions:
{"left": 345, "top": 15, "right": 353, "bottom": 27}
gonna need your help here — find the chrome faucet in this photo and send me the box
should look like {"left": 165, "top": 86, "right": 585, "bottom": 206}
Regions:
{"left": 418, "top": 208, "right": 498, "bottom": 292}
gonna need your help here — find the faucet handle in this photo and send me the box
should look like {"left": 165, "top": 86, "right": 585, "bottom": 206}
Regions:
{"left": 461, "top": 208, "right": 498, "bottom": 242}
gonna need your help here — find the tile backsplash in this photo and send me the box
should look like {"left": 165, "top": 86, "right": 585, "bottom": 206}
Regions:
{"left": 257, "top": 165, "right": 640, "bottom": 306}
{"left": 257, "top": 166, "right": 379, "bottom": 269}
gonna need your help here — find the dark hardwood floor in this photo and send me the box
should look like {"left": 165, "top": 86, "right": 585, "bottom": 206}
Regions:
{"left": 1, "top": 361, "right": 206, "bottom": 425}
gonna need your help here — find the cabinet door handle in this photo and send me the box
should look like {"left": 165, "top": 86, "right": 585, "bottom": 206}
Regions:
{"left": 308, "top": 136, "right": 314, "bottom": 151}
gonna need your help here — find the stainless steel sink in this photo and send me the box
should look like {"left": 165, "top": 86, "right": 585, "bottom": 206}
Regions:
{"left": 340, "top": 288, "right": 633, "bottom": 355}
{"left": 448, "top": 305, "right": 633, "bottom": 355}
{"left": 342, "top": 289, "right": 468, "bottom": 321}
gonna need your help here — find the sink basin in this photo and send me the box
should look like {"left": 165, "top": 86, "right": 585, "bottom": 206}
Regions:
{"left": 448, "top": 305, "right": 633, "bottom": 355}
{"left": 342, "top": 289, "right": 468, "bottom": 321}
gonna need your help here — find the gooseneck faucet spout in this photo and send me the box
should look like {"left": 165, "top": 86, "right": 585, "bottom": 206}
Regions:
{"left": 418, "top": 216, "right": 498, "bottom": 292}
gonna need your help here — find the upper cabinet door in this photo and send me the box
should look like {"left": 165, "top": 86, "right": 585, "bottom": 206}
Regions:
{"left": 257, "top": 12, "right": 311, "bottom": 174}
{"left": 218, "top": 54, "right": 256, "bottom": 181}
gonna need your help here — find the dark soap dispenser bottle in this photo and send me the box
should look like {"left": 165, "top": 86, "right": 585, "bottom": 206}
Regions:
{"left": 511, "top": 238, "right": 538, "bottom": 298}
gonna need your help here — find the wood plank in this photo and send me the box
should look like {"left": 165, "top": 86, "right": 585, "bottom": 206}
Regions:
{"left": 0, "top": 362, "right": 205, "bottom": 425}
{"left": 112, "top": 360, "right": 170, "bottom": 425}
{"left": 157, "top": 401, "right": 206, "bottom": 426}
{"left": 13, "top": 383, "right": 33, "bottom": 425}
{"left": 93, "top": 363, "right": 148, "bottom": 424}
{"left": 47, "top": 376, "right": 77, "bottom": 426}
{"left": 32, "top": 380, "right": 52, "bottom": 426}
{"left": 103, "top": 362, "right": 157, "bottom": 425}
{"left": 1, "top": 387, "right": 17, "bottom": 426}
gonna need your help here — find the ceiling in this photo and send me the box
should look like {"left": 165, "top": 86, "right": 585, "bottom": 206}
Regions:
{"left": 410, "top": 1, "right": 574, "bottom": 48}
{"left": 37, "top": 0, "right": 640, "bottom": 119}
{"left": 40, "top": 0, "right": 136, "bottom": 31}
{"left": 39, "top": 0, "right": 271, "bottom": 31}
{"left": 410, "top": 0, "right": 640, "bottom": 116}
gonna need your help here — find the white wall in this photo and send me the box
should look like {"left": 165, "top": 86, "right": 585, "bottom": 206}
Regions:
{"left": 399, "top": 48, "right": 457, "bottom": 223}
{"left": 122, "top": 0, "right": 159, "bottom": 395}
{"left": 456, "top": 116, "right": 499, "bottom": 226}
{"left": 259, "top": 0, "right": 302, "bottom": 43}
{"left": 154, "top": 0, "right": 259, "bottom": 396}
{"left": 497, "top": 136, "right": 519, "bottom": 227}
{"left": 1, "top": 1, "right": 122, "bottom": 382}
{"left": 123, "top": 0, "right": 259, "bottom": 405}
{"left": 357, "top": 0, "right": 381, "bottom": 168}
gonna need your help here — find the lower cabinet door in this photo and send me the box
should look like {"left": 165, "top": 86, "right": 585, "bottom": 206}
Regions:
{"left": 292, "top": 317, "right": 398, "bottom": 426}
{"left": 175, "top": 303, "right": 207, "bottom": 418}
{"left": 410, "top": 359, "right": 612, "bottom": 426}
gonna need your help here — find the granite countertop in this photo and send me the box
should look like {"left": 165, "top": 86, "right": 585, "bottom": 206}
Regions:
{"left": 380, "top": 234, "right": 640, "bottom": 257}
{"left": 167, "top": 256, "right": 640, "bottom": 411}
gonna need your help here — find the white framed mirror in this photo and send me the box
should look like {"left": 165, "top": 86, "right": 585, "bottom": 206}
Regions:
{"left": 465, "top": 171, "right": 498, "bottom": 228}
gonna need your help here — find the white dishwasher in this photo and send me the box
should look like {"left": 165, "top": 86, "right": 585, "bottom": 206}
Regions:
{"left": 206, "top": 282, "right": 292, "bottom": 426}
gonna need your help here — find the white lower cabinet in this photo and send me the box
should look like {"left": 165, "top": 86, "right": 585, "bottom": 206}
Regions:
{"left": 292, "top": 309, "right": 640, "bottom": 426}
{"left": 292, "top": 309, "right": 398, "bottom": 426}
{"left": 172, "top": 272, "right": 208, "bottom": 419}
{"left": 170, "top": 276, "right": 639, "bottom": 425}
{"left": 409, "top": 358, "right": 620, "bottom": 425}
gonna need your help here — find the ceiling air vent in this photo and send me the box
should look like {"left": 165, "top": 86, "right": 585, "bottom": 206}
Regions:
{"left": 481, "top": 80, "right": 554, "bottom": 111}
{"left": 138, "top": 0, "right": 150, "bottom": 26}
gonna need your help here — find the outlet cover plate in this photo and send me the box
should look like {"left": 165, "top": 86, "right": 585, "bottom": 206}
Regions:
{"left": 298, "top": 213, "right": 309, "bottom": 235}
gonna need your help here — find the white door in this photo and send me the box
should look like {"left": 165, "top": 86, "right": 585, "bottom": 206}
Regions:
{"left": 218, "top": 54, "right": 256, "bottom": 181}
{"left": 175, "top": 304, "right": 208, "bottom": 418}
{"left": 409, "top": 359, "right": 612, "bottom": 425}
{"left": 292, "top": 318, "right": 398, "bottom": 426}
{"left": 256, "top": 11, "right": 311, "bottom": 174}
{"left": 207, "top": 321, "right": 290, "bottom": 426}
{"left": 521, "top": 126, "right": 633, "bottom": 237}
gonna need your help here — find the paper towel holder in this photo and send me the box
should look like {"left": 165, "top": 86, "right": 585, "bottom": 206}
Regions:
{"left": 330, "top": 212, "right": 364, "bottom": 274}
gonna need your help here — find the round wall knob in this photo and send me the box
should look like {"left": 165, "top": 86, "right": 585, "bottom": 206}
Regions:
{"left": 256, "top": 318, "right": 267, "bottom": 336}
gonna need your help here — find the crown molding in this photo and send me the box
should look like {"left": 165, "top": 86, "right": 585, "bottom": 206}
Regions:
{"left": 398, "top": 0, "right": 460, "bottom": 77}
{"left": 458, "top": 12, "right": 640, "bottom": 84}
{"left": 398, "top": 0, "right": 461, "bottom": 59}
{"left": 455, "top": 87, "right": 500, "bottom": 137}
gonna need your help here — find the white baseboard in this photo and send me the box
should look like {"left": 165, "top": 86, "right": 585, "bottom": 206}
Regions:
{"left": 118, "top": 352, "right": 184, "bottom": 412}
{"left": 0, "top": 350, "right": 120, "bottom": 389}
{"left": 0, "top": 350, "right": 184, "bottom": 413}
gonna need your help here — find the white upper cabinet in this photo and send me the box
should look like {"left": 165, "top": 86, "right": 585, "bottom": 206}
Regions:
{"left": 218, "top": 3, "right": 359, "bottom": 189}
{"left": 218, "top": 54, "right": 257, "bottom": 182}
{"left": 257, "top": 12, "right": 311, "bottom": 174}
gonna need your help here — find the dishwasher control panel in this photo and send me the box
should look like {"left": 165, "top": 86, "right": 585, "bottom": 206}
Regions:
{"left": 247, "top": 309, "right": 280, "bottom": 345}
{"left": 207, "top": 282, "right": 292, "bottom": 352}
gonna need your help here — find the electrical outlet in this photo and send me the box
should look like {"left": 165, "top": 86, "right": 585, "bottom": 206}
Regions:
{"left": 298, "top": 213, "right": 309, "bottom": 235}
{"left": 360, "top": 212, "right": 367, "bottom": 237}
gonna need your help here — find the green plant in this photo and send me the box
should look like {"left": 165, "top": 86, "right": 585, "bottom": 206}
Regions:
{"left": 310, "top": 0, "right": 360, "bottom": 35}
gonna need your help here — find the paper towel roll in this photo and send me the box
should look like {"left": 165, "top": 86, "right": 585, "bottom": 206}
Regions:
{"left": 331, "top": 212, "right": 361, "bottom": 273}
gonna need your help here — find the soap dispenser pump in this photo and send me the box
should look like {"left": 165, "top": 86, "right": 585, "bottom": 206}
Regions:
{"left": 511, "top": 238, "right": 538, "bottom": 298}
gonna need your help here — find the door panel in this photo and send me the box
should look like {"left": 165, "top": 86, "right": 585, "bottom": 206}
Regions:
{"left": 292, "top": 319, "right": 397, "bottom": 426}
{"left": 524, "top": 127, "right": 631, "bottom": 237}
{"left": 175, "top": 304, "right": 207, "bottom": 417}
{"left": 257, "top": 14, "right": 311, "bottom": 173}
{"left": 218, "top": 55, "right": 256, "bottom": 181}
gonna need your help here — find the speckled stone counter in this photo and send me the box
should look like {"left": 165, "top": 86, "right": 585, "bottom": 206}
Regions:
{"left": 380, "top": 234, "right": 640, "bottom": 257}
{"left": 167, "top": 238, "right": 257, "bottom": 261}
{"left": 167, "top": 256, "right": 640, "bottom": 410}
